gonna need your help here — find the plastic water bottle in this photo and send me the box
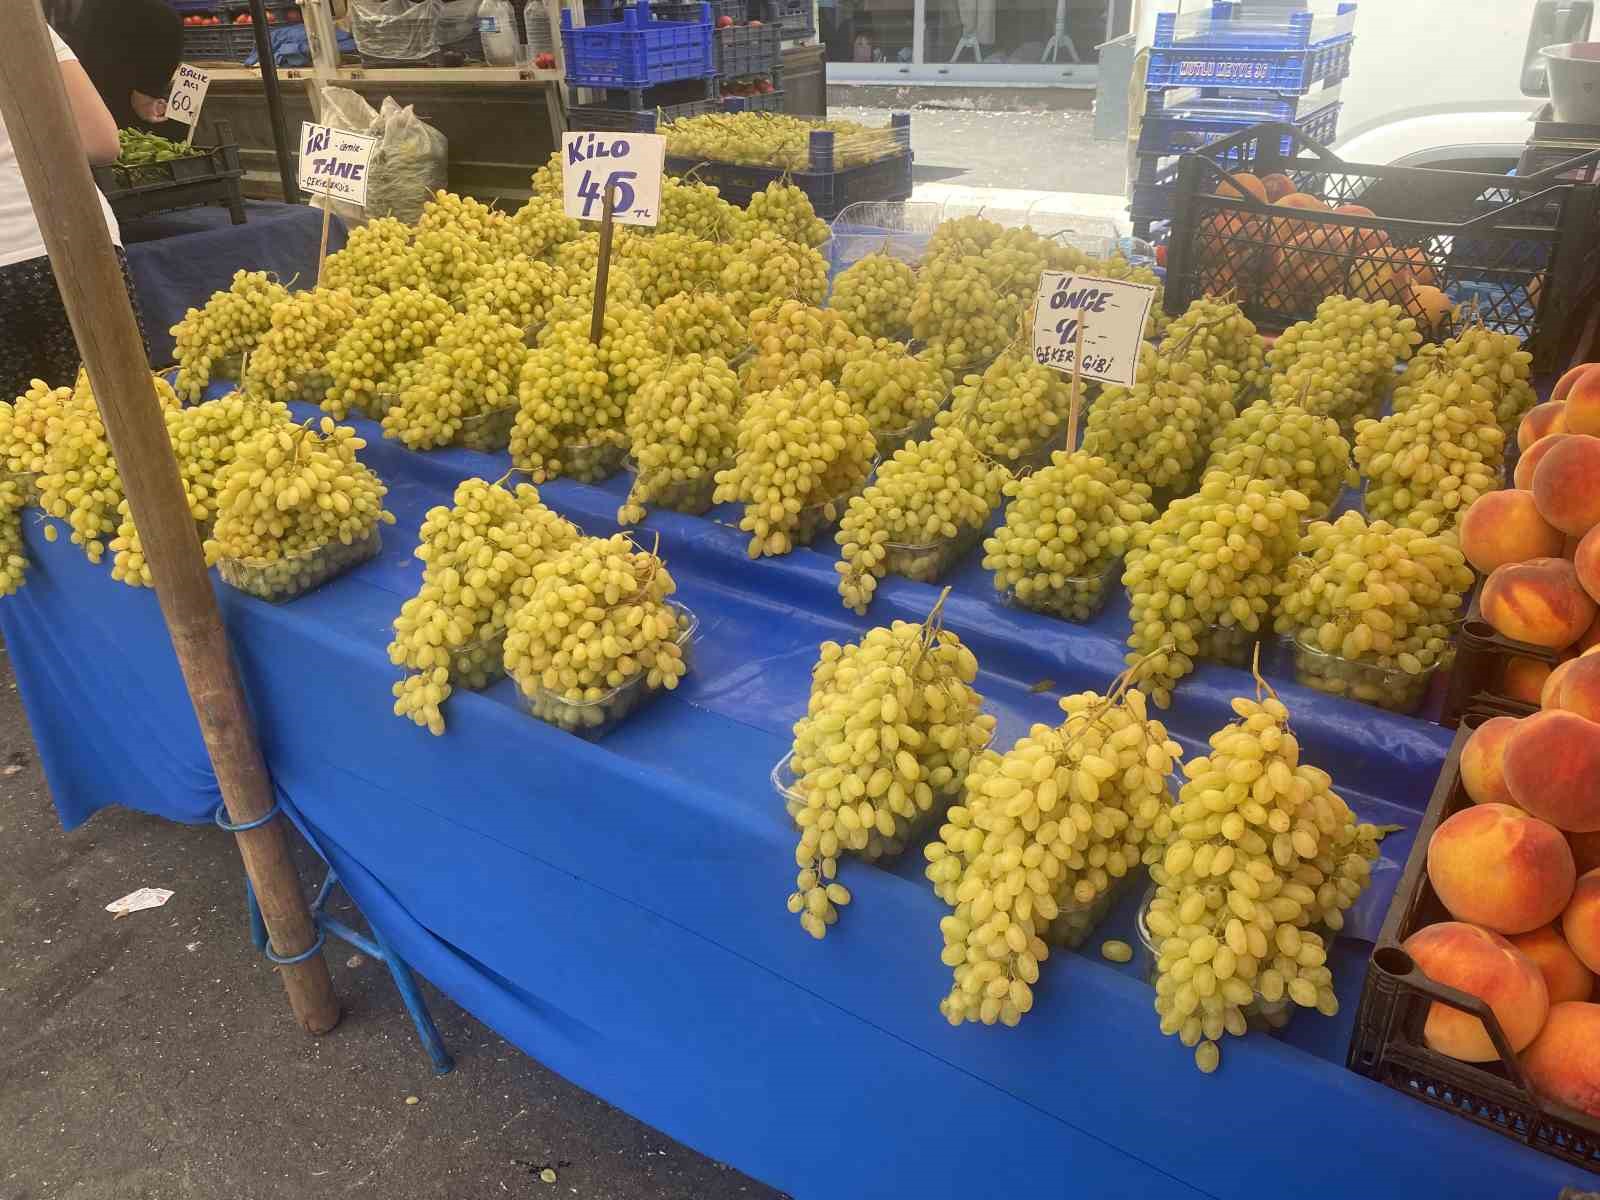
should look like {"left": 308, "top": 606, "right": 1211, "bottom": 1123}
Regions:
{"left": 524, "top": 0, "right": 557, "bottom": 61}
{"left": 478, "top": 0, "right": 520, "bottom": 64}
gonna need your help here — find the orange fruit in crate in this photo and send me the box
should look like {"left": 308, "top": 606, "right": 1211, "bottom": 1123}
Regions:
{"left": 1261, "top": 173, "right": 1296, "bottom": 201}
{"left": 1267, "top": 222, "right": 1355, "bottom": 310}
{"left": 1215, "top": 172, "right": 1268, "bottom": 203}
{"left": 1411, "top": 284, "right": 1454, "bottom": 333}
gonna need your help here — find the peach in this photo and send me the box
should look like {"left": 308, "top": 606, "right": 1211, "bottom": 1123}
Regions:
{"left": 1503, "top": 656, "right": 1553, "bottom": 705}
{"left": 1461, "top": 716, "right": 1520, "bottom": 806}
{"left": 1427, "top": 803, "right": 1576, "bottom": 932}
{"left": 1460, "top": 490, "right": 1565, "bottom": 573}
{"left": 1401, "top": 921, "right": 1549, "bottom": 1061}
{"left": 1565, "top": 869, "right": 1600, "bottom": 974}
{"left": 1533, "top": 434, "right": 1600, "bottom": 536}
{"left": 1554, "top": 363, "right": 1600, "bottom": 406}
{"left": 1553, "top": 654, "right": 1600, "bottom": 722}
{"left": 1333, "top": 204, "right": 1384, "bottom": 255}
{"left": 1515, "top": 433, "right": 1569, "bottom": 490}
{"left": 1578, "top": 524, "right": 1600, "bottom": 604}
{"left": 1519, "top": 401, "right": 1569, "bottom": 453}
{"left": 1481, "top": 557, "right": 1597, "bottom": 649}
{"left": 1510, "top": 923, "right": 1595, "bottom": 1004}
{"left": 1504, "top": 710, "right": 1600, "bottom": 832}
{"left": 1410, "top": 284, "right": 1452, "bottom": 334}
{"left": 1569, "top": 367, "right": 1600, "bottom": 437}
{"left": 1260, "top": 173, "right": 1295, "bottom": 202}
{"left": 1577, "top": 613, "right": 1600, "bottom": 656}
{"left": 1522, "top": 1001, "right": 1600, "bottom": 1116}
{"left": 1215, "top": 172, "right": 1266, "bottom": 203}
{"left": 1543, "top": 658, "right": 1579, "bottom": 709}
{"left": 1572, "top": 830, "right": 1600, "bottom": 875}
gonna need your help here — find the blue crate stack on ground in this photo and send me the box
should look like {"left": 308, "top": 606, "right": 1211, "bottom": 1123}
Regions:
{"left": 1133, "top": 0, "right": 1356, "bottom": 239}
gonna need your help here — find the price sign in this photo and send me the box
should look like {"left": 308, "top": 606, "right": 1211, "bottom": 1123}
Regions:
{"left": 561, "top": 131, "right": 664, "bottom": 227}
{"left": 1030, "top": 271, "right": 1159, "bottom": 387}
{"left": 165, "top": 64, "right": 210, "bottom": 132}
{"left": 297, "top": 121, "right": 379, "bottom": 209}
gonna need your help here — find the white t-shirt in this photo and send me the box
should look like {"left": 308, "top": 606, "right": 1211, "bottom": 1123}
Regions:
{"left": 0, "top": 28, "right": 120, "bottom": 269}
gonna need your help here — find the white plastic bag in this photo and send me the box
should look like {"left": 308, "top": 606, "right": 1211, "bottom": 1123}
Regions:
{"left": 350, "top": 0, "right": 441, "bottom": 63}
{"left": 314, "top": 86, "right": 449, "bottom": 227}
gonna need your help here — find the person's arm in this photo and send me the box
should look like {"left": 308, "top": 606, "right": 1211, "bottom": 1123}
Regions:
{"left": 60, "top": 57, "right": 118, "bottom": 165}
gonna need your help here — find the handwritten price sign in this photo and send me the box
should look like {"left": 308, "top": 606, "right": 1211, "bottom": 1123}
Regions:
{"left": 165, "top": 64, "right": 210, "bottom": 129}
{"left": 1030, "top": 271, "right": 1159, "bottom": 387}
{"left": 561, "top": 131, "right": 664, "bottom": 228}
{"left": 298, "top": 122, "right": 379, "bottom": 209}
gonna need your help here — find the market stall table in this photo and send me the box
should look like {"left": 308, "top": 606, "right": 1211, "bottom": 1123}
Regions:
{"left": 3, "top": 396, "right": 1594, "bottom": 1199}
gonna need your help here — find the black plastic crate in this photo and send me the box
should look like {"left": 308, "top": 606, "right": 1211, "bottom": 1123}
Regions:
{"left": 92, "top": 140, "right": 245, "bottom": 224}
{"left": 715, "top": 21, "right": 779, "bottom": 76}
{"left": 653, "top": 0, "right": 744, "bottom": 20}
{"left": 775, "top": 0, "right": 812, "bottom": 39}
{"left": 180, "top": 21, "right": 255, "bottom": 61}
{"left": 1440, "top": 590, "right": 1558, "bottom": 727}
{"left": 1349, "top": 717, "right": 1600, "bottom": 1171}
{"left": 569, "top": 95, "right": 720, "bottom": 132}
{"left": 722, "top": 88, "right": 782, "bottom": 112}
{"left": 1164, "top": 122, "right": 1600, "bottom": 372}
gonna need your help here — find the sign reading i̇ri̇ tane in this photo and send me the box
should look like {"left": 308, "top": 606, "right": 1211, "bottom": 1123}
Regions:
{"left": 297, "top": 122, "right": 379, "bottom": 208}
{"left": 561, "top": 131, "right": 665, "bottom": 228}
{"left": 1030, "top": 271, "right": 1159, "bottom": 388}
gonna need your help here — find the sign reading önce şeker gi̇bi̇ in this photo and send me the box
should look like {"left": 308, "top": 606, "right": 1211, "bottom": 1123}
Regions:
{"left": 298, "top": 122, "right": 378, "bottom": 209}
{"left": 1030, "top": 272, "right": 1159, "bottom": 388}
{"left": 561, "top": 131, "right": 664, "bottom": 228}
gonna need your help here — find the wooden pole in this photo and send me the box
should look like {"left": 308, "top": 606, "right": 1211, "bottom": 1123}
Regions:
{"left": 0, "top": 2, "right": 339, "bottom": 1035}
{"left": 590, "top": 184, "right": 617, "bottom": 345}
{"left": 315, "top": 204, "right": 332, "bottom": 287}
{"left": 1066, "top": 314, "right": 1087, "bottom": 451}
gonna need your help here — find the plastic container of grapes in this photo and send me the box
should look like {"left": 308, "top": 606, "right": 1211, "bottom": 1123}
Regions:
{"left": 1005, "top": 428, "right": 1067, "bottom": 474}
{"left": 791, "top": 472, "right": 875, "bottom": 548}
{"left": 217, "top": 523, "right": 383, "bottom": 603}
{"left": 1290, "top": 634, "right": 1436, "bottom": 715}
{"left": 872, "top": 408, "right": 940, "bottom": 460}
{"left": 1000, "top": 557, "right": 1121, "bottom": 624}
{"left": 401, "top": 624, "right": 507, "bottom": 693}
{"left": 626, "top": 458, "right": 727, "bottom": 517}
{"left": 557, "top": 435, "right": 627, "bottom": 484}
{"left": 3, "top": 470, "right": 41, "bottom": 505}
{"left": 1135, "top": 885, "right": 1296, "bottom": 1034}
{"left": 289, "top": 371, "right": 334, "bottom": 406}
{"left": 453, "top": 406, "right": 516, "bottom": 454}
{"left": 1194, "top": 617, "right": 1260, "bottom": 669}
{"left": 1048, "top": 873, "right": 1135, "bottom": 950}
{"left": 881, "top": 521, "right": 984, "bottom": 584}
{"left": 523, "top": 603, "right": 696, "bottom": 740}
{"left": 360, "top": 390, "right": 400, "bottom": 421}
{"left": 213, "top": 352, "right": 244, "bottom": 381}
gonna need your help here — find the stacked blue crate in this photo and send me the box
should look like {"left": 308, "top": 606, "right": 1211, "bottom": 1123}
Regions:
{"left": 563, "top": 0, "right": 720, "bottom": 131}
{"left": 1132, "top": 1, "right": 1356, "bottom": 239}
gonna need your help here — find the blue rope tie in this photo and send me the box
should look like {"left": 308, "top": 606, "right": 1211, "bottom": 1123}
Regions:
{"left": 213, "top": 798, "right": 281, "bottom": 833}
{"left": 262, "top": 925, "right": 327, "bottom": 966}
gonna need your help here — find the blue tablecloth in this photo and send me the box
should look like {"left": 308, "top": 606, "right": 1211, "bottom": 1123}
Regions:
{"left": 2, "top": 390, "right": 1591, "bottom": 1198}
{"left": 123, "top": 203, "right": 347, "bottom": 365}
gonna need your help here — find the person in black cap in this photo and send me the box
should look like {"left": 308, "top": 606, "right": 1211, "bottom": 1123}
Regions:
{"left": 43, "top": 0, "right": 183, "bottom": 129}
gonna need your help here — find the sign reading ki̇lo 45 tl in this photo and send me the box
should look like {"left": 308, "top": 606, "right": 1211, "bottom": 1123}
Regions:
{"left": 1031, "top": 271, "right": 1159, "bottom": 388}
{"left": 561, "top": 131, "right": 665, "bottom": 228}
{"left": 298, "top": 122, "right": 379, "bottom": 209}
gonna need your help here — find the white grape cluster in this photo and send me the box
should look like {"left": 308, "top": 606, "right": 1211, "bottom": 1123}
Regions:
{"left": 1265, "top": 296, "right": 1421, "bottom": 429}
{"left": 925, "top": 684, "right": 1181, "bottom": 1025}
{"left": 242, "top": 287, "right": 360, "bottom": 404}
{"left": 740, "top": 180, "right": 830, "bottom": 248}
{"left": 652, "top": 290, "right": 747, "bottom": 360}
{"left": 462, "top": 257, "right": 569, "bottom": 333}
{"left": 837, "top": 340, "right": 947, "bottom": 451}
{"left": 416, "top": 189, "right": 509, "bottom": 248}
{"left": 507, "top": 195, "right": 580, "bottom": 259}
{"left": 3, "top": 380, "right": 72, "bottom": 479}
{"left": 1205, "top": 398, "right": 1355, "bottom": 520}
{"left": 655, "top": 176, "right": 742, "bottom": 242}
{"left": 936, "top": 349, "right": 1077, "bottom": 466}
{"left": 322, "top": 288, "right": 456, "bottom": 420}
{"left": 1146, "top": 691, "right": 1378, "bottom": 1072}
{"left": 171, "top": 270, "right": 289, "bottom": 401}
{"left": 529, "top": 149, "right": 563, "bottom": 198}
{"left": 1162, "top": 295, "right": 1266, "bottom": 398}
{"left": 503, "top": 533, "right": 690, "bottom": 732}
{"left": 829, "top": 252, "right": 916, "bottom": 340}
{"left": 908, "top": 254, "right": 1011, "bottom": 367}
{"left": 629, "top": 232, "right": 734, "bottom": 307}
{"left": 319, "top": 217, "right": 427, "bottom": 299}
{"left": 983, "top": 450, "right": 1157, "bottom": 620}
{"left": 719, "top": 236, "right": 828, "bottom": 319}
{"left": 382, "top": 312, "right": 529, "bottom": 450}
{"left": 1395, "top": 325, "right": 1536, "bottom": 435}
{"left": 0, "top": 478, "right": 26, "bottom": 595}
{"left": 618, "top": 354, "right": 741, "bottom": 526}
{"left": 390, "top": 477, "right": 578, "bottom": 734}
{"left": 1122, "top": 472, "right": 1308, "bottom": 708}
{"left": 1353, "top": 368, "right": 1505, "bottom": 534}
{"left": 512, "top": 305, "right": 659, "bottom": 482}
{"left": 787, "top": 608, "right": 993, "bottom": 937}
{"left": 714, "top": 379, "right": 875, "bottom": 558}
{"left": 411, "top": 224, "right": 493, "bottom": 308}
{"left": 742, "top": 300, "right": 867, "bottom": 391}
{"left": 38, "top": 388, "right": 125, "bottom": 563}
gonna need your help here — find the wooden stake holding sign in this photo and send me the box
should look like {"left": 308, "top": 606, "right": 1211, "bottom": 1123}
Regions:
{"left": 559, "top": 131, "right": 665, "bottom": 344}
{"left": 0, "top": 3, "right": 339, "bottom": 1034}
{"left": 1066, "top": 314, "right": 1087, "bottom": 451}
{"left": 590, "top": 184, "right": 618, "bottom": 345}
{"left": 296, "top": 121, "right": 378, "bottom": 286}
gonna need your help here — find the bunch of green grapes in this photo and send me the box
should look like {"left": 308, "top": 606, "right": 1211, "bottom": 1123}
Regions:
{"left": 529, "top": 149, "right": 564, "bottom": 198}
{"left": 170, "top": 269, "right": 288, "bottom": 401}
{"left": 787, "top": 605, "right": 994, "bottom": 937}
{"left": 2, "top": 380, "right": 72, "bottom": 479}
{"left": 1265, "top": 296, "right": 1422, "bottom": 428}
{"left": 547, "top": 231, "right": 648, "bottom": 317}
{"left": 1082, "top": 344, "right": 1238, "bottom": 500}
{"left": 1083, "top": 253, "right": 1169, "bottom": 336}
{"left": 719, "top": 235, "right": 828, "bottom": 320}
{"left": 740, "top": 180, "right": 829, "bottom": 248}
{"left": 204, "top": 418, "right": 394, "bottom": 577}
{"left": 925, "top": 684, "right": 1181, "bottom": 1026}
{"left": 628, "top": 232, "right": 734, "bottom": 308}
{"left": 655, "top": 175, "right": 742, "bottom": 242}
{"left": 416, "top": 189, "right": 509, "bottom": 246}
{"left": 829, "top": 252, "right": 916, "bottom": 340}
{"left": 72, "top": 367, "right": 180, "bottom": 414}
{"left": 512, "top": 304, "right": 659, "bottom": 482}
{"left": 617, "top": 354, "right": 741, "bottom": 526}
{"left": 742, "top": 300, "right": 867, "bottom": 391}
{"left": 242, "top": 288, "right": 360, "bottom": 404}
{"left": 462, "top": 257, "right": 568, "bottom": 335}
{"left": 322, "top": 288, "right": 456, "bottom": 420}
{"left": 1353, "top": 368, "right": 1505, "bottom": 534}
{"left": 924, "top": 215, "right": 1005, "bottom": 263}
{"left": 651, "top": 290, "right": 746, "bottom": 359}
{"left": 390, "top": 477, "right": 578, "bottom": 734}
{"left": 1205, "top": 398, "right": 1355, "bottom": 520}
{"left": 935, "top": 349, "right": 1077, "bottom": 466}
{"left": 663, "top": 112, "right": 903, "bottom": 170}
{"left": 1395, "top": 326, "right": 1536, "bottom": 435}
{"left": 1146, "top": 690, "right": 1378, "bottom": 1072}
{"left": 1162, "top": 295, "right": 1266, "bottom": 398}
{"left": 319, "top": 217, "right": 426, "bottom": 299}
{"left": 0, "top": 479, "right": 27, "bottom": 596}
{"left": 1122, "top": 472, "right": 1308, "bottom": 707}
{"left": 908, "top": 255, "right": 1011, "bottom": 367}
{"left": 37, "top": 389, "right": 124, "bottom": 563}
{"left": 1276, "top": 511, "right": 1471, "bottom": 683}
{"left": 835, "top": 425, "right": 1007, "bottom": 613}
{"left": 411, "top": 225, "right": 492, "bottom": 309}
{"left": 506, "top": 195, "right": 580, "bottom": 260}
{"left": 503, "top": 533, "right": 690, "bottom": 732}
{"left": 713, "top": 379, "right": 875, "bottom": 558}
{"left": 983, "top": 450, "right": 1157, "bottom": 619}
{"left": 381, "top": 312, "right": 529, "bottom": 450}
{"left": 837, "top": 340, "right": 947, "bottom": 449}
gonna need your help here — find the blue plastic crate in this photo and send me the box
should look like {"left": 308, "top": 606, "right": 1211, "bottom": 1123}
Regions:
{"left": 1139, "top": 95, "right": 1341, "bottom": 158}
{"left": 1146, "top": 0, "right": 1356, "bottom": 93}
{"left": 562, "top": 0, "right": 714, "bottom": 90}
